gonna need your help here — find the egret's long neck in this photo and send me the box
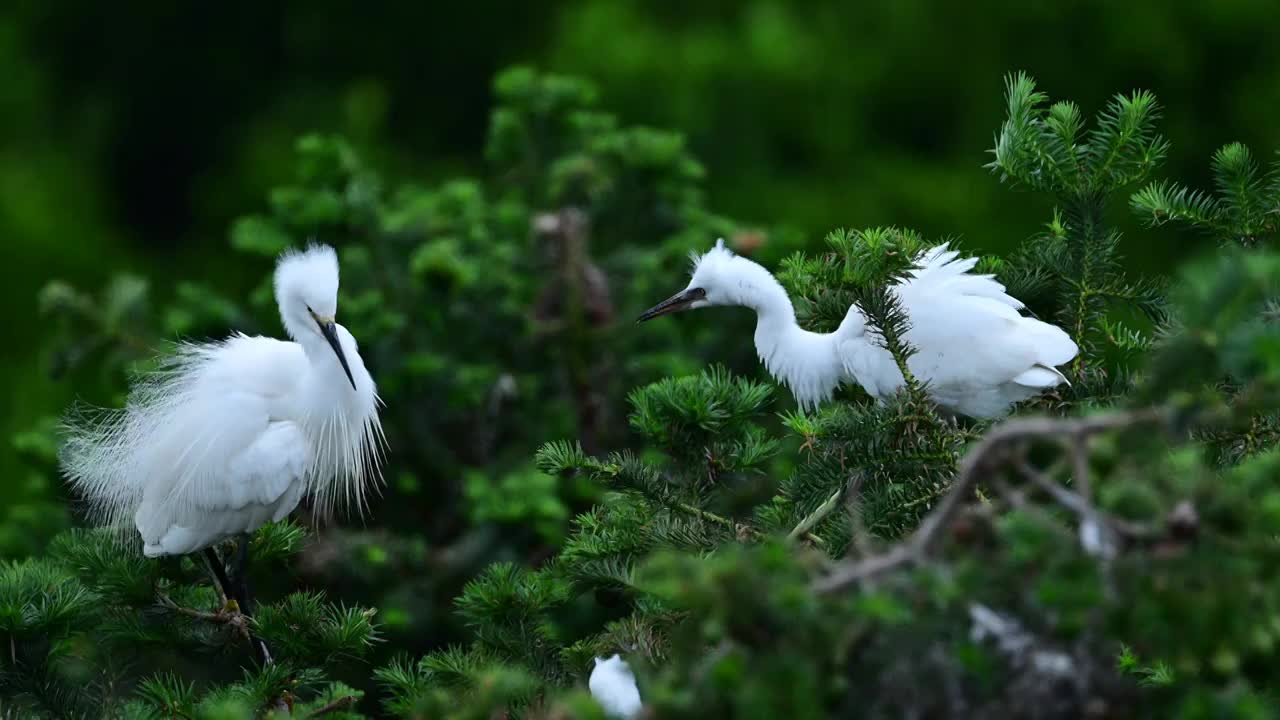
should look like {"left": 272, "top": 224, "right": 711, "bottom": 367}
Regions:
{"left": 290, "top": 330, "right": 350, "bottom": 403}
{"left": 731, "top": 261, "right": 844, "bottom": 411}
{"left": 293, "top": 323, "right": 384, "bottom": 516}
{"left": 280, "top": 302, "right": 356, "bottom": 395}
{"left": 275, "top": 299, "right": 373, "bottom": 425}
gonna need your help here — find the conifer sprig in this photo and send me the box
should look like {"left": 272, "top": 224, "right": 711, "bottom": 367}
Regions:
{"left": 1133, "top": 142, "right": 1280, "bottom": 247}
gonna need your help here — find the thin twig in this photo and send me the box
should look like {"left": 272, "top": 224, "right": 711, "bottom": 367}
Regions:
{"left": 156, "top": 593, "right": 225, "bottom": 623}
{"left": 156, "top": 593, "right": 266, "bottom": 665}
{"left": 844, "top": 473, "right": 873, "bottom": 559}
{"left": 307, "top": 695, "right": 360, "bottom": 717}
{"left": 787, "top": 488, "right": 842, "bottom": 546}
{"left": 812, "top": 409, "right": 1166, "bottom": 594}
{"left": 1067, "top": 435, "right": 1093, "bottom": 507}
{"left": 1016, "top": 459, "right": 1157, "bottom": 540}
{"left": 672, "top": 501, "right": 826, "bottom": 547}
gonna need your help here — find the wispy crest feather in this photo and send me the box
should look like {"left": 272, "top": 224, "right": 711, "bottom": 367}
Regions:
{"left": 688, "top": 237, "right": 731, "bottom": 272}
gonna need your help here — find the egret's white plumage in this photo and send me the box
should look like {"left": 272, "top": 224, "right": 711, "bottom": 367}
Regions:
{"left": 589, "top": 654, "right": 643, "bottom": 719}
{"left": 639, "top": 239, "right": 1077, "bottom": 418}
{"left": 61, "top": 244, "right": 386, "bottom": 557}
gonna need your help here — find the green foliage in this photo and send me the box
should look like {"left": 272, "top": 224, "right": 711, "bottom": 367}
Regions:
{"left": 464, "top": 464, "right": 575, "bottom": 544}
{"left": 772, "top": 227, "right": 971, "bottom": 538}
{"left": 15, "top": 69, "right": 772, "bottom": 717}
{"left": 0, "top": 524, "right": 377, "bottom": 718}
{"left": 254, "top": 592, "right": 380, "bottom": 665}
{"left": 13, "top": 63, "right": 1280, "bottom": 719}
{"left": 989, "top": 72, "right": 1169, "bottom": 195}
{"left": 1133, "top": 143, "right": 1280, "bottom": 246}
{"left": 986, "top": 73, "right": 1167, "bottom": 394}
{"left": 360, "top": 73, "right": 1280, "bottom": 720}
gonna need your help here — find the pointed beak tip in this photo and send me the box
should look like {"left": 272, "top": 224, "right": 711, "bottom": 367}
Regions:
{"left": 317, "top": 319, "right": 359, "bottom": 392}
{"left": 637, "top": 288, "right": 701, "bottom": 324}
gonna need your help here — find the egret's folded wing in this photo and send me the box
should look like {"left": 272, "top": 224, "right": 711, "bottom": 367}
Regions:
{"left": 138, "top": 337, "right": 309, "bottom": 516}
{"left": 223, "top": 421, "right": 310, "bottom": 510}
{"left": 157, "top": 402, "right": 308, "bottom": 515}
{"left": 133, "top": 416, "right": 310, "bottom": 555}
{"left": 895, "top": 245, "right": 1078, "bottom": 389}
{"left": 905, "top": 243, "right": 1025, "bottom": 309}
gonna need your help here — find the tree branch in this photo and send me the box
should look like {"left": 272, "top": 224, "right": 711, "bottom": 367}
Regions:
{"left": 1016, "top": 459, "right": 1156, "bottom": 540}
{"left": 672, "top": 501, "right": 827, "bottom": 548}
{"left": 307, "top": 695, "right": 360, "bottom": 717}
{"left": 813, "top": 408, "right": 1167, "bottom": 594}
{"left": 156, "top": 593, "right": 271, "bottom": 666}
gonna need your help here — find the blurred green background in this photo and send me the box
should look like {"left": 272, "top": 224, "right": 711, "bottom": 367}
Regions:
{"left": 3, "top": 0, "right": 1277, "bottom": 532}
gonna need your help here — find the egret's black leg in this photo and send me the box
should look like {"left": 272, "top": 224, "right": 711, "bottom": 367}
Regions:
{"left": 207, "top": 541, "right": 272, "bottom": 665}
{"left": 232, "top": 533, "right": 253, "bottom": 616}
{"left": 203, "top": 548, "right": 234, "bottom": 605}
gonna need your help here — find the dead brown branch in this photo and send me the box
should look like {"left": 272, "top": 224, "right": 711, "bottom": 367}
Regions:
{"left": 812, "top": 408, "right": 1168, "bottom": 594}
{"left": 307, "top": 694, "right": 360, "bottom": 717}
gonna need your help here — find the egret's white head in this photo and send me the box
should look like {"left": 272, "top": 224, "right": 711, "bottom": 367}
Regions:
{"left": 638, "top": 238, "right": 784, "bottom": 321}
{"left": 274, "top": 244, "right": 357, "bottom": 389}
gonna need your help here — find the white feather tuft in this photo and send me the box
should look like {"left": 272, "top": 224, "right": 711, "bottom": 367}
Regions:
{"left": 589, "top": 654, "right": 643, "bottom": 719}
{"left": 274, "top": 243, "right": 339, "bottom": 306}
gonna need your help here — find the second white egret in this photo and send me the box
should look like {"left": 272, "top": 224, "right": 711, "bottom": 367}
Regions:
{"left": 638, "top": 239, "right": 1077, "bottom": 418}
{"left": 61, "top": 243, "right": 386, "bottom": 613}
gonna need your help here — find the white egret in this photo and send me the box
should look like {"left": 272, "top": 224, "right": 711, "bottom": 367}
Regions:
{"left": 638, "top": 239, "right": 1077, "bottom": 418}
{"left": 589, "top": 654, "right": 643, "bottom": 719}
{"left": 61, "top": 243, "right": 386, "bottom": 615}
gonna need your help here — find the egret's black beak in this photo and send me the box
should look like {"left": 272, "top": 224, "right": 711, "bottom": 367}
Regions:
{"left": 318, "top": 319, "right": 358, "bottom": 391}
{"left": 637, "top": 288, "right": 706, "bottom": 323}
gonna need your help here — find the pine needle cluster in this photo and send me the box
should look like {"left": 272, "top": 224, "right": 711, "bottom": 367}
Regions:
{"left": 8, "top": 68, "right": 1280, "bottom": 718}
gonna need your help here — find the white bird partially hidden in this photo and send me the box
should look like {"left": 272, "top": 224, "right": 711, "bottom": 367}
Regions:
{"left": 61, "top": 243, "right": 385, "bottom": 613}
{"left": 589, "top": 654, "right": 643, "bottom": 719}
{"left": 638, "top": 239, "right": 1077, "bottom": 418}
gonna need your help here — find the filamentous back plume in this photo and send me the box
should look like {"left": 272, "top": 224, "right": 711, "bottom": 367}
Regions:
{"left": 59, "top": 243, "right": 386, "bottom": 616}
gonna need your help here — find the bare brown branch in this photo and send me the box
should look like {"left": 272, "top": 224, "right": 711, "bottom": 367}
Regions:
{"left": 307, "top": 695, "right": 360, "bottom": 717}
{"left": 813, "top": 409, "right": 1167, "bottom": 594}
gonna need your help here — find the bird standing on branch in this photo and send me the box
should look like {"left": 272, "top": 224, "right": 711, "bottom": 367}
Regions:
{"left": 638, "top": 239, "right": 1077, "bottom": 418}
{"left": 61, "top": 244, "right": 386, "bottom": 619}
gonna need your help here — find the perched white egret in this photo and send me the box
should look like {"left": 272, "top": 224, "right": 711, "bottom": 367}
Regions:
{"left": 589, "top": 654, "right": 643, "bottom": 719}
{"left": 61, "top": 243, "right": 386, "bottom": 612}
{"left": 638, "top": 239, "right": 1077, "bottom": 418}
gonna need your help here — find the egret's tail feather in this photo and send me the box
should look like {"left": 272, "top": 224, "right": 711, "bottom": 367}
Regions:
{"left": 1011, "top": 364, "right": 1068, "bottom": 388}
{"left": 60, "top": 400, "right": 155, "bottom": 544}
{"left": 1022, "top": 318, "right": 1079, "bottom": 368}
{"left": 59, "top": 341, "right": 216, "bottom": 544}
